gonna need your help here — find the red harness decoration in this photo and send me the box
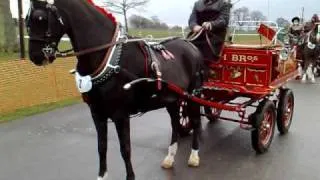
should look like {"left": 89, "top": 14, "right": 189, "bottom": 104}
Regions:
{"left": 86, "top": 0, "right": 117, "bottom": 25}
{"left": 138, "top": 43, "right": 150, "bottom": 77}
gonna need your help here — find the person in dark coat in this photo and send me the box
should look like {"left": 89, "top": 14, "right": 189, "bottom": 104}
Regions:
{"left": 188, "top": 0, "right": 232, "bottom": 61}
{"left": 288, "top": 17, "right": 304, "bottom": 47}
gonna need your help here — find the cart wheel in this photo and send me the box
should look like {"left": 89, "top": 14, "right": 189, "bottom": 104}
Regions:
{"left": 251, "top": 100, "right": 276, "bottom": 154}
{"left": 277, "top": 89, "right": 294, "bottom": 135}
{"left": 204, "top": 107, "right": 222, "bottom": 123}
{"left": 178, "top": 101, "right": 192, "bottom": 137}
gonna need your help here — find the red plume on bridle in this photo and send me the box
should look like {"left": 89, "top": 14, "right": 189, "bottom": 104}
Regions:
{"left": 86, "top": 0, "right": 117, "bottom": 25}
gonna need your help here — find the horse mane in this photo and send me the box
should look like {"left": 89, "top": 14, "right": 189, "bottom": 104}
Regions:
{"left": 86, "top": 0, "right": 117, "bottom": 25}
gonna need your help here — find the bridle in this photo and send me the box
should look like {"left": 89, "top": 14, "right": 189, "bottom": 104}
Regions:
{"left": 26, "top": 0, "right": 128, "bottom": 79}
{"left": 26, "top": 0, "right": 151, "bottom": 59}
{"left": 26, "top": 0, "right": 65, "bottom": 59}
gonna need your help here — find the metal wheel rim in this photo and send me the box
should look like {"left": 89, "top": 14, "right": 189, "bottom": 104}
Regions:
{"left": 283, "top": 96, "right": 293, "bottom": 128}
{"left": 259, "top": 109, "right": 274, "bottom": 146}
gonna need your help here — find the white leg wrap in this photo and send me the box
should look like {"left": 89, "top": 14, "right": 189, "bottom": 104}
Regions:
{"left": 188, "top": 149, "right": 200, "bottom": 167}
{"left": 168, "top": 142, "right": 178, "bottom": 156}
{"left": 97, "top": 172, "right": 108, "bottom": 180}
{"left": 298, "top": 64, "right": 303, "bottom": 76}
{"left": 307, "top": 65, "right": 313, "bottom": 79}
{"left": 161, "top": 143, "right": 178, "bottom": 169}
{"left": 302, "top": 73, "right": 307, "bottom": 83}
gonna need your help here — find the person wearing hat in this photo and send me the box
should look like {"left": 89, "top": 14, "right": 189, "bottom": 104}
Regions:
{"left": 188, "top": 0, "right": 232, "bottom": 61}
{"left": 288, "top": 16, "right": 303, "bottom": 48}
{"left": 311, "top": 14, "right": 319, "bottom": 24}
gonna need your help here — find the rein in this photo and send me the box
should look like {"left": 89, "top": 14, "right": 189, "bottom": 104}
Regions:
{"left": 57, "top": 27, "right": 214, "bottom": 59}
{"left": 186, "top": 28, "right": 217, "bottom": 56}
{"left": 56, "top": 34, "right": 179, "bottom": 58}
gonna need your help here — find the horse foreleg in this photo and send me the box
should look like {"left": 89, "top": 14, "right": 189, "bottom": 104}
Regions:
{"left": 301, "top": 58, "right": 310, "bottom": 83}
{"left": 298, "top": 63, "right": 303, "bottom": 77}
{"left": 301, "top": 73, "right": 307, "bottom": 83}
{"left": 161, "top": 103, "right": 180, "bottom": 169}
{"left": 92, "top": 113, "right": 108, "bottom": 180}
{"left": 306, "top": 63, "right": 316, "bottom": 83}
{"left": 114, "top": 116, "right": 135, "bottom": 180}
{"left": 187, "top": 102, "right": 201, "bottom": 167}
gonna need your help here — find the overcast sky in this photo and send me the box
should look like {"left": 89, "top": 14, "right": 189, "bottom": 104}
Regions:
{"left": 10, "top": 0, "right": 320, "bottom": 26}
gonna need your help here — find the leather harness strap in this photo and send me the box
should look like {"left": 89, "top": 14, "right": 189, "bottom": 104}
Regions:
{"left": 56, "top": 25, "right": 121, "bottom": 58}
{"left": 91, "top": 25, "right": 120, "bottom": 77}
{"left": 187, "top": 28, "right": 218, "bottom": 58}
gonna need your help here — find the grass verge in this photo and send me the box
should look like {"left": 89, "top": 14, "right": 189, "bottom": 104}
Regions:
{"left": 0, "top": 97, "right": 82, "bottom": 123}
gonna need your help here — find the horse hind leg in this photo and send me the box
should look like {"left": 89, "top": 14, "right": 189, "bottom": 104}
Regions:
{"left": 161, "top": 103, "right": 180, "bottom": 169}
{"left": 186, "top": 101, "right": 201, "bottom": 167}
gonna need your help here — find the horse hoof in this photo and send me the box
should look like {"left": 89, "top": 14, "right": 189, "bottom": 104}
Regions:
{"left": 161, "top": 156, "right": 174, "bottom": 169}
{"left": 97, "top": 172, "right": 108, "bottom": 180}
{"left": 311, "top": 78, "right": 316, "bottom": 83}
{"left": 188, "top": 154, "right": 200, "bottom": 167}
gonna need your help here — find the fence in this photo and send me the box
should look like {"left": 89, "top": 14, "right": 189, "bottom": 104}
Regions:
{"left": 0, "top": 58, "right": 80, "bottom": 114}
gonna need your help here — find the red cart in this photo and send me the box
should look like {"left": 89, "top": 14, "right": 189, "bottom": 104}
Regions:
{"left": 175, "top": 23, "right": 299, "bottom": 154}
{"left": 124, "top": 23, "right": 298, "bottom": 154}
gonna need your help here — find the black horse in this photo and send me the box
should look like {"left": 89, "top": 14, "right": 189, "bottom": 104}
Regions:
{"left": 26, "top": 0, "right": 204, "bottom": 180}
{"left": 298, "top": 22, "right": 320, "bottom": 83}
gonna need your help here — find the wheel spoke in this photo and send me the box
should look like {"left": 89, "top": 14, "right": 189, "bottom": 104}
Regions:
{"left": 260, "top": 110, "right": 273, "bottom": 145}
{"left": 283, "top": 96, "right": 293, "bottom": 127}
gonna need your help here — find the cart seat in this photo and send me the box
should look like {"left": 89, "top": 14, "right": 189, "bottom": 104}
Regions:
{"left": 224, "top": 43, "right": 282, "bottom": 50}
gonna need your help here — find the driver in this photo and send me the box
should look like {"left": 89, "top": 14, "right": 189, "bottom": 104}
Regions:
{"left": 288, "top": 16, "right": 303, "bottom": 48}
{"left": 188, "top": 0, "right": 232, "bottom": 61}
{"left": 311, "top": 14, "right": 320, "bottom": 26}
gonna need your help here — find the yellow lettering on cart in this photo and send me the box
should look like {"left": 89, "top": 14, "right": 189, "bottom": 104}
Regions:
{"left": 223, "top": 54, "right": 227, "bottom": 61}
{"left": 231, "top": 54, "right": 259, "bottom": 62}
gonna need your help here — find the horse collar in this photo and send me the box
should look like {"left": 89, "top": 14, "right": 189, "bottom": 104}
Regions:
{"left": 75, "top": 26, "right": 123, "bottom": 93}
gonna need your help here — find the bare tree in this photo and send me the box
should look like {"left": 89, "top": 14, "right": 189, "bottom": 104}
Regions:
{"left": 250, "top": 10, "right": 266, "bottom": 21}
{"left": 276, "top": 17, "right": 290, "bottom": 28}
{"left": 105, "top": 0, "right": 150, "bottom": 32}
{"left": 232, "top": 7, "right": 249, "bottom": 26}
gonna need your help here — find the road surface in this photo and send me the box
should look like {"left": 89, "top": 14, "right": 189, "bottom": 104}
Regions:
{"left": 1, "top": 81, "right": 320, "bottom": 180}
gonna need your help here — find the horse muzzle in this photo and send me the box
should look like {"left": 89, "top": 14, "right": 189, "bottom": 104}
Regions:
{"left": 42, "top": 45, "right": 56, "bottom": 63}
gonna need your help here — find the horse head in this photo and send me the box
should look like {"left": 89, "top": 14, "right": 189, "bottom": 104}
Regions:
{"left": 26, "top": 0, "right": 117, "bottom": 67}
{"left": 26, "top": 0, "right": 66, "bottom": 66}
